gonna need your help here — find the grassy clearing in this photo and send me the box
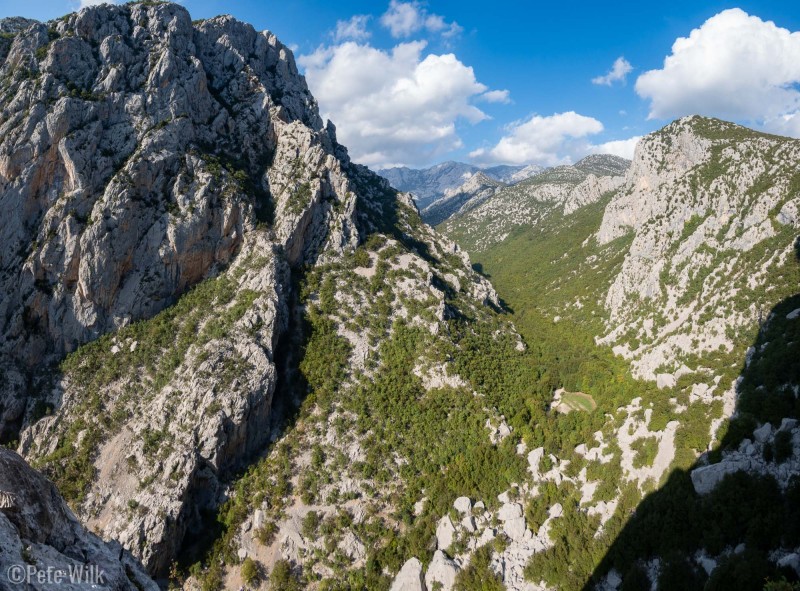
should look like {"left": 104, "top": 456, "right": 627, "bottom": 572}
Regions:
{"left": 559, "top": 391, "right": 597, "bottom": 413}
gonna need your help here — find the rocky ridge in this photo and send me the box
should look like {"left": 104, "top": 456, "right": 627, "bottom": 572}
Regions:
{"left": 0, "top": 2, "right": 339, "bottom": 440}
{"left": 421, "top": 171, "right": 505, "bottom": 226}
{"left": 378, "top": 161, "right": 543, "bottom": 210}
{"left": 596, "top": 117, "right": 800, "bottom": 385}
{"left": 0, "top": 3, "right": 517, "bottom": 587}
{"left": 0, "top": 448, "right": 157, "bottom": 591}
{"left": 441, "top": 117, "right": 800, "bottom": 590}
{"left": 441, "top": 154, "right": 629, "bottom": 251}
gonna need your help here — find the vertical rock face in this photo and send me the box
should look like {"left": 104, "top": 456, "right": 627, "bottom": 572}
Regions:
{"left": 0, "top": 2, "right": 388, "bottom": 576}
{"left": 439, "top": 154, "right": 629, "bottom": 252}
{"left": 0, "top": 3, "right": 357, "bottom": 440}
{"left": 0, "top": 448, "right": 157, "bottom": 590}
{"left": 596, "top": 116, "right": 800, "bottom": 381}
{"left": 0, "top": 3, "right": 507, "bottom": 582}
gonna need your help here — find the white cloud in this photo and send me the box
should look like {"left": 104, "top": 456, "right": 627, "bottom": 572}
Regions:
{"left": 764, "top": 113, "right": 800, "bottom": 138}
{"left": 590, "top": 136, "right": 641, "bottom": 160}
{"left": 380, "top": 1, "right": 462, "bottom": 39}
{"left": 478, "top": 89, "right": 511, "bottom": 104}
{"left": 636, "top": 8, "right": 800, "bottom": 127}
{"left": 470, "top": 111, "right": 605, "bottom": 166}
{"left": 334, "top": 15, "right": 371, "bottom": 42}
{"left": 299, "top": 41, "right": 492, "bottom": 168}
{"left": 592, "top": 57, "right": 633, "bottom": 86}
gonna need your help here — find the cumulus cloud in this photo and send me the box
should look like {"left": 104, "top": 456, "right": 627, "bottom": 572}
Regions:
{"left": 380, "top": 1, "right": 462, "bottom": 39}
{"left": 764, "top": 113, "right": 800, "bottom": 138}
{"left": 636, "top": 8, "right": 800, "bottom": 127}
{"left": 470, "top": 112, "right": 605, "bottom": 166}
{"left": 471, "top": 113, "right": 639, "bottom": 165}
{"left": 478, "top": 89, "right": 511, "bottom": 104}
{"left": 592, "top": 57, "right": 633, "bottom": 86}
{"left": 334, "top": 15, "right": 371, "bottom": 42}
{"left": 589, "top": 136, "right": 642, "bottom": 160}
{"left": 300, "top": 41, "right": 492, "bottom": 167}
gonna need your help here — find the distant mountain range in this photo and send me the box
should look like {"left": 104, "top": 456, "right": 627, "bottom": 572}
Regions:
{"left": 377, "top": 161, "right": 544, "bottom": 209}
{"left": 381, "top": 154, "right": 630, "bottom": 227}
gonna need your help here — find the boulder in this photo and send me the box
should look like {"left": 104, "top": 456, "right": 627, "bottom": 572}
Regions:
{"left": 697, "top": 555, "right": 717, "bottom": 575}
{"left": 435, "top": 515, "right": 456, "bottom": 550}
{"left": 497, "top": 502, "right": 523, "bottom": 521}
{"left": 778, "top": 553, "right": 800, "bottom": 575}
{"left": 690, "top": 459, "right": 752, "bottom": 494}
{"left": 606, "top": 569, "right": 622, "bottom": 589}
{"left": 527, "top": 447, "right": 544, "bottom": 475}
{"left": 656, "top": 373, "right": 676, "bottom": 389}
{"left": 390, "top": 557, "right": 426, "bottom": 591}
{"left": 503, "top": 516, "right": 527, "bottom": 541}
{"left": 549, "top": 503, "right": 564, "bottom": 519}
{"left": 453, "top": 496, "right": 472, "bottom": 514}
{"left": 425, "top": 550, "right": 459, "bottom": 591}
{"left": 753, "top": 423, "right": 773, "bottom": 443}
{"left": 475, "top": 527, "right": 496, "bottom": 548}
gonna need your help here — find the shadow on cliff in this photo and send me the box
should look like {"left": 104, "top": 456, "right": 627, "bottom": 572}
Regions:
{"left": 576, "top": 241, "right": 800, "bottom": 591}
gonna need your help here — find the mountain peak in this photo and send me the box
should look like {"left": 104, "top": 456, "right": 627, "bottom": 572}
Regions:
{"left": 574, "top": 154, "right": 631, "bottom": 177}
{"left": 0, "top": 16, "right": 38, "bottom": 33}
{"left": 656, "top": 115, "right": 793, "bottom": 144}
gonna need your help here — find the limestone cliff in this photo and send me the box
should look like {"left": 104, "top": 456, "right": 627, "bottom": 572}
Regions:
{"left": 0, "top": 448, "right": 157, "bottom": 590}
{"left": 441, "top": 154, "right": 628, "bottom": 252}
{"left": 0, "top": 3, "right": 505, "bottom": 582}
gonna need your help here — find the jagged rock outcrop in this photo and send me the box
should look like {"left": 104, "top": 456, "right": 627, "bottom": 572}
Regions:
{"left": 378, "top": 161, "right": 543, "bottom": 210}
{"left": 485, "top": 163, "right": 544, "bottom": 184}
{"left": 0, "top": 2, "right": 380, "bottom": 576}
{"left": 425, "top": 550, "right": 459, "bottom": 591}
{"left": 440, "top": 154, "right": 629, "bottom": 251}
{"left": 597, "top": 117, "right": 800, "bottom": 382}
{"left": 0, "top": 3, "right": 357, "bottom": 440}
{"left": 390, "top": 558, "right": 426, "bottom": 591}
{"left": 421, "top": 171, "right": 505, "bottom": 226}
{"left": 692, "top": 419, "right": 800, "bottom": 494}
{"left": 0, "top": 3, "right": 508, "bottom": 582}
{"left": 0, "top": 449, "right": 157, "bottom": 591}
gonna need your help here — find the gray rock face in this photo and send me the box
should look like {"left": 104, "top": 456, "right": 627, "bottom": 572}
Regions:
{"left": 0, "top": 1, "right": 405, "bottom": 577}
{"left": 421, "top": 171, "right": 505, "bottom": 226}
{"left": 0, "top": 449, "right": 157, "bottom": 591}
{"left": 379, "top": 161, "right": 482, "bottom": 209}
{"left": 596, "top": 116, "right": 800, "bottom": 381}
{"left": 691, "top": 422, "right": 800, "bottom": 494}
{"left": 0, "top": 2, "right": 356, "bottom": 440}
{"left": 390, "top": 557, "right": 427, "bottom": 591}
{"left": 483, "top": 163, "right": 544, "bottom": 184}
{"left": 439, "top": 155, "right": 629, "bottom": 252}
{"left": 378, "top": 161, "right": 544, "bottom": 211}
{"left": 425, "top": 550, "right": 459, "bottom": 591}
{"left": 435, "top": 515, "right": 456, "bottom": 550}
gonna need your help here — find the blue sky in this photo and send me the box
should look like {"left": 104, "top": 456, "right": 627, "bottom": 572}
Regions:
{"left": 4, "top": 1, "right": 800, "bottom": 169}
